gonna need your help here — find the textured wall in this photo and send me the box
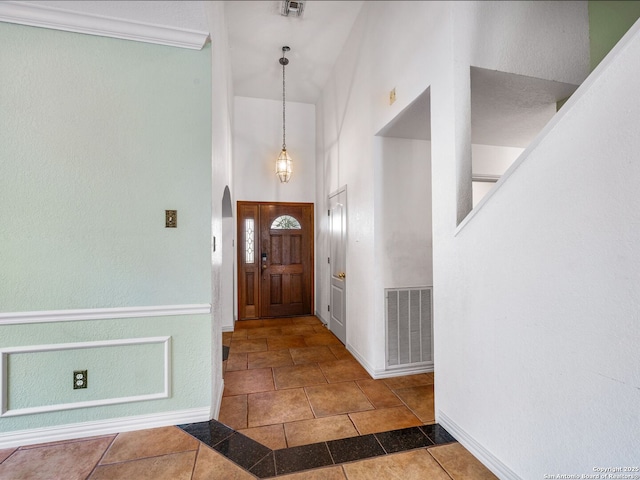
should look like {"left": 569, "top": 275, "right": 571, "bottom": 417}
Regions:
{"left": 0, "top": 21, "right": 212, "bottom": 434}
{"left": 315, "top": 0, "right": 594, "bottom": 476}
{"left": 442, "top": 18, "right": 640, "bottom": 472}
{"left": 0, "top": 22, "right": 212, "bottom": 311}
{"left": 233, "top": 96, "right": 316, "bottom": 204}
{"left": 379, "top": 138, "right": 433, "bottom": 289}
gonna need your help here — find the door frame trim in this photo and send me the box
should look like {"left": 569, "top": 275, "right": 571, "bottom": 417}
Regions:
{"left": 236, "top": 201, "right": 315, "bottom": 320}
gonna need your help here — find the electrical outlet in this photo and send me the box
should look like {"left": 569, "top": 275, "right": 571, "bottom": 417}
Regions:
{"left": 73, "top": 370, "right": 87, "bottom": 389}
{"left": 165, "top": 210, "right": 177, "bottom": 228}
{"left": 389, "top": 87, "right": 396, "bottom": 105}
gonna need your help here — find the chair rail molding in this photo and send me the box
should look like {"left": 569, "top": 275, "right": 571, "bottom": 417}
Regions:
{"left": 0, "top": 1, "right": 210, "bottom": 50}
{"left": 0, "top": 304, "right": 212, "bottom": 326}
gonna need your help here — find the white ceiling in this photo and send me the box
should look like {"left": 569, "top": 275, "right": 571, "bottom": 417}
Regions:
{"left": 224, "top": 1, "right": 364, "bottom": 104}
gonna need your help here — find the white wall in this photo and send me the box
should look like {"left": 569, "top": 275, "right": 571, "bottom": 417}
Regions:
{"left": 472, "top": 144, "right": 524, "bottom": 207}
{"left": 442, "top": 18, "right": 640, "bottom": 476}
{"left": 380, "top": 138, "right": 432, "bottom": 288}
{"left": 233, "top": 96, "right": 316, "bottom": 204}
{"left": 315, "top": 0, "right": 594, "bottom": 477}
{"left": 204, "top": 0, "right": 234, "bottom": 416}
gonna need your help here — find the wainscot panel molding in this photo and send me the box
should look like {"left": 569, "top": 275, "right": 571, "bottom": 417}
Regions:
{"left": 1, "top": 337, "right": 171, "bottom": 417}
{"left": 438, "top": 411, "right": 523, "bottom": 480}
{"left": 0, "top": 406, "right": 211, "bottom": 449}
{"left": 0, "top": 304, "right": 212, "bottom": 326}
{"left": 0, "top": 1, "right": 209, "bottom": 49}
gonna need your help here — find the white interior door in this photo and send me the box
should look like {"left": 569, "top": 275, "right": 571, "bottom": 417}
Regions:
{"left": 329, "top": 187, "right": 347, "bottom": 344}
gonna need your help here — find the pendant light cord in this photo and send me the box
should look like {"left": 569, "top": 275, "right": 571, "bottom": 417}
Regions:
{"left": 282, "top": 53, "right": 286, "bottom": 151}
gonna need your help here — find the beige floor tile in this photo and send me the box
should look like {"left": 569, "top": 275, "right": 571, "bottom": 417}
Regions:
{"left": 227, "top": 352, "right": 248, "bottom": 371}
{"left": 0, "top": 436, "right": 113, "bottom": 480}
{"left": 267, "top": 335, "right": 307, "bottom": 350}
{"left": 357, "top": 379, "right": 403, "bottom": 408}
{"left": 429, "top": 443, "right": 498, "bottom": 480}
{"left": 19, "top": 435, "right": 115, "bottom": 450}
{"left": 236, "top": 320, "right": 265, "bottom": 329}
{"left": 248, "top": 388, "right": 314, "bottom": 427}
{"left": 284, "top": 415, "right": 358, "bottom": 447}
{"left": 223, "top": 368, "right": 275, "bottom": 396}
{"left": 318, "top": 359, "right": 371, "bottom": 383}
{"left": 230, "top": 338, "right": 268, "bottom": 353}
{"left": 290, "top": 345, "right": 337, "bottom": 364}
{"left": 193, "top": 445, "right": 256, "bottom": 479}
{"left": 349, "top": 406, "right": 422, "bottom": 435}
{"left": 280, "top": 324, "right": 316, "bottom": 336}
{"left": 273, "top": 364, "right": 328, "bottom": 389}
{"left": 101, "top": 426, "right": 198, "bottom": 464}
{"left": 291, "top": 316, "right": 322, "bottom": 325}
{"left": 304, "top": 333, "right": 343, "bottom": 346}
{"left": 305, "top": 382, "right": 374, "bottom": 417}
{"left": 275, "top": 465, "right": 346, "bottom": 479}
{"left": 246, "top": 326, "right": 283, "bottom": 338}
{"left": 342, "top": 449, "right": 450, "bottom": 480}
{"left": 0, "top": 448, "right": 16, "bottom": 463}
{"left": 219, "top": 394, "right": 248, "bottom": 430}
{"left": 238, "top": 424, "right": 287, "bottom": 450}
{"left": 232, "top": 329, "right": 248, "bottom": 340}
{"left": 247, "top": 349, "right": 294, "bottom": 369}
{"left": 328, "top": 344, "right": 354, "bottom": 360}
{"left": 267, "top": 318, "right": 294, "bottom": 327}
{"left": 394, "top": 384, "right": 435, "bottom": 423}
{"left": 91, "top": 451, "right": 196, "bottom": 480}
{"left": 383, "top": 373, "right": 434, "bottom": 390}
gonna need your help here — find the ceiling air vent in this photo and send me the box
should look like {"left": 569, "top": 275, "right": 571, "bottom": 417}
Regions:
{"left": 281, "top": 0, "right": 305, "bottom": 18}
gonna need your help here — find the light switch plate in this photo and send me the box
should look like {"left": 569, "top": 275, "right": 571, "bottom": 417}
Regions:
{"left": 166, "top": 210, "right": 177, "bottom": 228}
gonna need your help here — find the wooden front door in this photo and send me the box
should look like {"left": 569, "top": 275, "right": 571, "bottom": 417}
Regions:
{"left": 238, "top": 202, "right": 314, "bottom": 320}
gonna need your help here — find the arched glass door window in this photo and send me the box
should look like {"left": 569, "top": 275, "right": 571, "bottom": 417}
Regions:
{"left": 271, "top": 215, "right": 301, "bottom": 230}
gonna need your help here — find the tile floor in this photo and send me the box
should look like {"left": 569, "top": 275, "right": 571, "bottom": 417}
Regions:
{"left": 0, "top": 316, "right": 498, "bottom": 479}
{"left": 219, "top": 316, "right": 435, "bottom": 447}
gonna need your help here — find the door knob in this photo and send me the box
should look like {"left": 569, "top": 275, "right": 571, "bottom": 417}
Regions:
{"left": 338, "top": 272, "right": 346, "bottom": 279}
{"left": 262, "top": 264, "right": 267, "bottom": 270}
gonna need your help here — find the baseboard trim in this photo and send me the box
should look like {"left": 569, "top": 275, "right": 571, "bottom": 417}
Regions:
{"left": 346, "top": 344, "right": 433, "bottom": 379}
{"left": 211, "top": 379, "right": 224, "bottom": 420}
{"left": 0, "top": 304, "right": 211, "bottom": 326}
{"left": 0, "top": 407, "right": 211, "bottom": 449}
{"left": 437, "top": 411, "right": 522, "bottom": 480}
{"left": 0, "top": 1, "right": 209, "bottom": 50}
{"left": 314, "top": 311, "right": 328, "bottom": 326}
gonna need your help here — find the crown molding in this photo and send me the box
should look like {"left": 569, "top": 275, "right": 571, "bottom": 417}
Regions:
{"left": 0, "top": 1, "right": 209, "bottom": 50}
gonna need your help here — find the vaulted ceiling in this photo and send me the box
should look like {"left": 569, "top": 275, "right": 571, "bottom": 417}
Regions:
{"left": 7, "top": 0, "right": 581, "bottom": 146}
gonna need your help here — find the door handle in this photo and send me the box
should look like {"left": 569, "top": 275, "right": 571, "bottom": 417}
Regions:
{"left": 262, "top": 264, "right": 267, "bottom": 270}
{"left": 338, "top": 272, "right": 346, "bottom": 279}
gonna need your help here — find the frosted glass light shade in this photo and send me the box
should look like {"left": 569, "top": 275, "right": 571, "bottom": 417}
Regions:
{"left": 276, "top": 148, "right": 292, "bottom": 183}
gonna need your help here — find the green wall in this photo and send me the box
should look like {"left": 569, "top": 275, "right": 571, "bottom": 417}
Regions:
{"left": 590, "top": 0, "right": 640, "bottom": 70}
{"left": 0, "top": 22, "right": 213, "bottom": 433}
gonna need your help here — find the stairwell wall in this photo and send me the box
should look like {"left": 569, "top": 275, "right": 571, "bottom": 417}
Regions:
{"left": 315, "top": 0, "right": 591, "bottom": 476}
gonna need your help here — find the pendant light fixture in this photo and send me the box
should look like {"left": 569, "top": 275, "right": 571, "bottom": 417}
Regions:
{"left": 276, "top": 46, "right": 293, "bottom": 183}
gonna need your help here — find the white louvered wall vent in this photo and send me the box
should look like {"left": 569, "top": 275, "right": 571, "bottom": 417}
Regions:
{"left": 386, "top": 287, "right": 433, "bottom": 369}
